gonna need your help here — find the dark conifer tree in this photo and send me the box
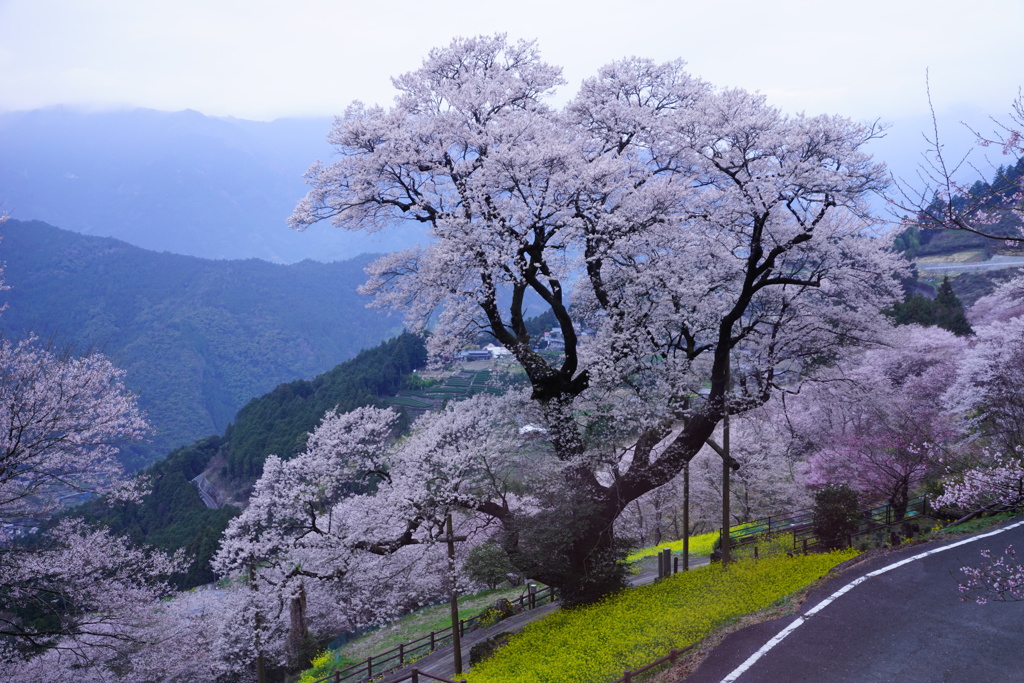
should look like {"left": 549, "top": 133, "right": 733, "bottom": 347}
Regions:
{"left": 933, "top": 276, "right": 974, "bottom": 337}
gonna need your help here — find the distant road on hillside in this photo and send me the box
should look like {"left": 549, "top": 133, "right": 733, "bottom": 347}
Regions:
{"left": 917, "top": 255, "right": 1024, "bottom": 273}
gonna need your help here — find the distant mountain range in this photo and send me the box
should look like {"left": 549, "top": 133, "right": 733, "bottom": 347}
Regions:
{"left": 0, "top": 107, "right": 426, "bottom": 263}
{"left": 0, "top": 105, "right": 989, "bottom": 265}
{"left": 0, "top": 219, "right": 405, "bottom": 469}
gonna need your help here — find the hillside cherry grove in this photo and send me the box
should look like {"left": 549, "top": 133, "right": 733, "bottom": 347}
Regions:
{"left": 3, "top": 34, "right": 1024, "bottom": 681}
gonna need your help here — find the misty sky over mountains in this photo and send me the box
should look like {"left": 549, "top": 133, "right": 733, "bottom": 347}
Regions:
{"left": 2, "top": 1, "right": 1021, "bottom": 262}
{"left": 0, "top": 104, "right": 984, "bottom": 263}
{"left": 0, "top": 108, "right": 430, "bottom": 263}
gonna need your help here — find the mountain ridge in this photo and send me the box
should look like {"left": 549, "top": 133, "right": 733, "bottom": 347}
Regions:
{"left": 0, "top": 106, "right": 427, "bottom": 262}
{"left": 0, "top": 219, "right": 404, "bottom": 468}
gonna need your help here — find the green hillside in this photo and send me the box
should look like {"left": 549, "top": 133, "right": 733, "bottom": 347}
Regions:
{"left": 0, "top": 219, "right": 403, "bottom": 469}
{"left": 76, "top": 332, "right": 429, "bottom": 588}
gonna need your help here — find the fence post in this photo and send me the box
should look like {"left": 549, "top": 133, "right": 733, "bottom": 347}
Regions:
{"left": 412, "top": 670, "right": 419, "bottom": 683}
{"left": 664, "top": 548, "right": 672, "bottom": 576}
{"left": 802, "top": 538, "right": 808, "bottom": 554}
{"left": 399, "top": 642, "right": 405, "bottom": 666}
{"left": 623, "top": 669, "right": 632, "bottom": 683}
{"left": 367, "top": 655, "right": 373, "bottom": 680}
{"left": 753, "top": 546, "right": 758, "bottom": 560}
{"left": 333, "top": 672, "right": 340, "bottom": 683}
{"left": 674, "top": 556, "right": 679, "bottom": 574}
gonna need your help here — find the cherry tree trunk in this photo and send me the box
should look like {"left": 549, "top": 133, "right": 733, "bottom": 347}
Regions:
{"left": 285, "top": 581, "right": 310, "bottom": 672}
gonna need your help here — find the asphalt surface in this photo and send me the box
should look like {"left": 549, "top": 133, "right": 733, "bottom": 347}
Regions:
{"left": 916, "top": 256, "right": 1024, "bottom": 273}
{"left": 686, "top": 518, "right": 1024, "bottom": 683}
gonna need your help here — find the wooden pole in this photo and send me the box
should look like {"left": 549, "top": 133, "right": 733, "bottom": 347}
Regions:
{"left": 683, "top": 460, "right": 690, "bottom": 571}
{"left": 447, "top": 514, "right": 464, "bottom": 676}
{"left": 249, "top": 559, "right": 267, "bottom": 683}
{"left": 721, "top": 356, "right": 732, "bottom": 567}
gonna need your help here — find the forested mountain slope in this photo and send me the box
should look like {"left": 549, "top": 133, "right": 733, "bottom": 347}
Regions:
{"left": 75, "top": 333, "right": 428, "bottom": 588}
{"left": 0, "top": 219, "right": 403, "bottom": 468}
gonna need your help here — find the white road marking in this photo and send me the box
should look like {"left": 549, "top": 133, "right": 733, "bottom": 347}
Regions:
{"left": 719, "top": 519, "right": 1024, "bottom": 682}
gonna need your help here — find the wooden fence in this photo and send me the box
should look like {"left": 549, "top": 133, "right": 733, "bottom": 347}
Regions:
{"left": 610, "top": 646, "right": 695, "bottom": 683}
{"left": 381, "top": 669, "right": 464, "bottom": 683}
{"left": 313, "top": 586, "right": 557, "bottom": 683}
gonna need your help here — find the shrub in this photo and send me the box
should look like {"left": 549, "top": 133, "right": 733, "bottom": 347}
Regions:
{"left": 470, "top": 632, "right": 512, "bottom": 666}
{"left": 297, "top": 649, "right": 357, "bottom": 683}
{"left": 465, "top": 543, "right": 517, "bottom": 589}
{"left": 812, "top": 484, "right": 861, "bottom": 550}
{"left": 476, "top": 598, "right": 516, "bottom": 628}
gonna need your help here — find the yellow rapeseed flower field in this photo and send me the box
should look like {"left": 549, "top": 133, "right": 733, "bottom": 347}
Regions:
{"left": 464, "top": 549, "right": 857, "bottom": 683}
{"left": 625, "top": 530, "right": 720, "bottom": 562}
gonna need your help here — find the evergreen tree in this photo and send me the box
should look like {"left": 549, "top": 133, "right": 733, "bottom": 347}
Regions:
{"left": 887, "top": 276, "right": 973, "bottom": 337}
{"left": 933, "top": 277, "right": 974, "bottom": 337}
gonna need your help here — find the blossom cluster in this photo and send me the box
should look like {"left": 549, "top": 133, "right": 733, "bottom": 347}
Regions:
{"left": 933, "top": 446, "right": 1024, "bottom": 511}
{"left": 959, "top": 545, "right": 1024, "bottom": 604}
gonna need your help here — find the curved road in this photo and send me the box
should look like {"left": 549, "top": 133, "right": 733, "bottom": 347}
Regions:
{"left": 687, "top": 518, "right": 1024, "bottom": 683}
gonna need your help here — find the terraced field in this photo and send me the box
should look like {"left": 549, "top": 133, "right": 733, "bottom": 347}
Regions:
{"left": 383, "top": 367, "right": 504, "bottom": 417}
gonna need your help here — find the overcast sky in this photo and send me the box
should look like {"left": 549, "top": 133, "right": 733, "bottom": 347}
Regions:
{"left": 2, "top": 0, "right": 1023, "bottom": 174}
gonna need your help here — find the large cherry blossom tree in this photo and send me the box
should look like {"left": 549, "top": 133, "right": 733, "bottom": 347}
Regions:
{"left": 933, "top": 274, "right": 1024, "bottom": 514}
{"left": 0, "top": 336, "right": 149, "bottom": 530}
{"left": 290, "top": 35, "right": 903, "bottom": 602}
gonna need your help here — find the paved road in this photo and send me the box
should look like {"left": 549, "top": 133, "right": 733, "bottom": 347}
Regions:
{"left": 686, "top": 518, "right": 1024, "bottom": 683}
{"left": 917, "top": 256, "right": 1024, "bottom": 273}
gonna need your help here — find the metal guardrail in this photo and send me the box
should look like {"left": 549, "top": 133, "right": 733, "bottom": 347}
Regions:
{"left": 790, "top": 496, "right": 929, "bottom": 553}
{"left": 724, "top": 496, "right": 931, "bottom": 554}
{"left": 728, "top": 509, "right": 814, "bottom": 546}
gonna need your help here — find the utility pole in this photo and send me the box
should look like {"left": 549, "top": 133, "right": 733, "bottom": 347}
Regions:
{"left": 249, "top": 559, "right": 266, "bottom": 683}
{"left": 721, "top": 395, "right": 731, "bottom": 566}
{"left": 445, "top": 514, "right": 468, "bottom": 676}
{"left": 705, "top": 355, "right": 738, "bottom": 567}
{"left": 721, "top": 355, "right": 732, "bottom": 566}
{"left": 682, "top": 459, "right": 690, "bottom": 571}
